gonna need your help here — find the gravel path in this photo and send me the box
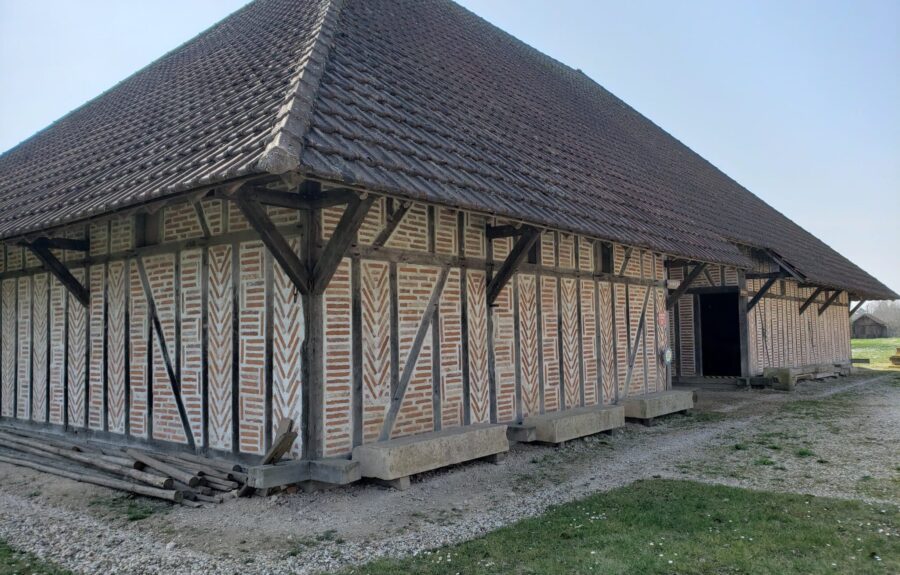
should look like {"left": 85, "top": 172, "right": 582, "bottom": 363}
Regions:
{"left": 0, "top": 371, "right": 896, "bottom": 574}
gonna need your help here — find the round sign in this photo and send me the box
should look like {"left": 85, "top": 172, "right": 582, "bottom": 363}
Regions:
{"left": 660, "top": 347, "right": 673, "bottom": 365}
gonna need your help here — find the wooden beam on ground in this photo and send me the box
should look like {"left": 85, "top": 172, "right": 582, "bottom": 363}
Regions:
{"left": 799, "top": 287, "right": 824, "bottom": 315}
{"left": 666, "top": 263, "right": 706, "bottom": 309}
{"left": 24, "top": 242, "right": 89, "bottom": 307}
{"left": 380, "top": 268, "right": 450, "bottom": 440}
{"left": 818, "top": 290, "right": 843, "bottom": 316}
{"left": 136, "top": 256, "right": 196, "bottom": 450}
{"left": 849, "top": 300, "right": 866, "bottom": 316}
{"left": 371, "top": 202, "right": 411, "bottom": 248}
{"left": 486, "top": 226, "right": 540, "bottom": 305}
{"left": 747, "top": 276, "right": 778, "bottom": 312}
{"left": 311, "top": 194, "right": 375, "bottom": 294}
{"left": 233, "top": 188, "right": 311, "bottom": 296}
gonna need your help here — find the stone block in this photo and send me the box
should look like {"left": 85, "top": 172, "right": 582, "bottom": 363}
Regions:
{"left": 621, "top": 390, "right": 695, "bottom": 420}
{"left": 352, "top": 424, "right": 508, "bottom": 481}
{"left": 521, "top": 404, "right": 624, "bottom": 444}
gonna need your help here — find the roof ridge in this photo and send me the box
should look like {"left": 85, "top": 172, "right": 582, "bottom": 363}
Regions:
{"left": 256, "top": 0, "right": 346, "bottom": 174}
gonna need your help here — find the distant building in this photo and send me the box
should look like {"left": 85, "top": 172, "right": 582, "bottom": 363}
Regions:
{"left": 852, "top": 314, "right": 888, "bottom": 339}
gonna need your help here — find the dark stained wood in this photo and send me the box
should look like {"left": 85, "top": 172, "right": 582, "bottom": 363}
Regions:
{"left": 747, "top": 276, "right": 778, "bottom": 312}
{"left": 817, "top": 290, "right": 843, "bottom": 316}
{"left": 372, "top": 201, "right": 410, "bottom": 249}
{"left": 849, "top": 300, "right": 866, "bottom": 316}
{"left": 665, "top": 263, "right": 707, "bottom": 309}
{"left": 486, "top": 226, "right": 540, "bottom": 305}
{"left": 248, "top": 187, "right": 358, "bottom": 210}
{"left": 311, "top": 194, "right": 375, "bottom": 294}
{"left": 485, "top": 224, "right": 525, "bottom": 239}
{"left": 25, "top": 243, "right": 90, "bottom": 307}
{"left": 799, "top": 287, "right": 824, "bottom": 315}
{"left": 135, "top": 256, "right": 195, "bottom": 450}
{"left": 31, "top": 238, "right": 90, "bottom": 252}
{"left": 234, "top": 189, "right": 311, "bottom": 296}
{"left": 379, "top": 267, "right": 450, "bottom": 441}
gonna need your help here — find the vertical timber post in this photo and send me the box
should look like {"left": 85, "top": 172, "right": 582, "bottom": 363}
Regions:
{"left": 737, "top": 269, "right": 750, "bottom": 378}
{"left": 301, "top": 185, "right": 325, "bottom": 461}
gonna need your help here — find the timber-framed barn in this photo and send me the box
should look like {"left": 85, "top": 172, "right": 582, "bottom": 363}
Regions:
{"left": 0, "top": 0, "right": 895, "bottom": 485}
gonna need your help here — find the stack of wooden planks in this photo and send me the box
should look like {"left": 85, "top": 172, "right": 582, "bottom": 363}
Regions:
{"left": 0, "top": 426, "right": 258, "bottom": 507}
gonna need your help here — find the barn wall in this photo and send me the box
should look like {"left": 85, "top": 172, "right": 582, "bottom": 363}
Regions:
{"left": 0, "top": 195, "right": 671, "bottom": 459}
{"left": 668, "top": 262, "right": 851, "bottom": 378}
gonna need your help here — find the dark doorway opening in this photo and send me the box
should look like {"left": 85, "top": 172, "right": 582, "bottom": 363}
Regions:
{"left": 698, "top": 292, "right": 741, "bottom": 376}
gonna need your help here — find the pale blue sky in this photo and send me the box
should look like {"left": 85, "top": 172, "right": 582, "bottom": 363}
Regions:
{"left": 1, "top": 0, "right": 897, "bottom": 296}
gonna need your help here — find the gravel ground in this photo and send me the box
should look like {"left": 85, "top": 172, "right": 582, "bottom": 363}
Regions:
{"left": 0, "top": 370, "right": 897, "bottom": 574}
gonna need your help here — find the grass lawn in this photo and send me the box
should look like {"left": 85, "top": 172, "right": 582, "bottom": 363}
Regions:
{"left": 852, "top": 337, "right": 900, "bottom": 371}
{"left": 342, "top": 479, "right": 898, "bottom": 575}
{"left": 0, "top": 540, "right": 69, "bottom": 575}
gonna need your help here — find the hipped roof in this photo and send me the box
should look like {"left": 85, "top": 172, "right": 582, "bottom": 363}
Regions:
{"left": 0, "top": 0, "right": 894, "bottom": 299}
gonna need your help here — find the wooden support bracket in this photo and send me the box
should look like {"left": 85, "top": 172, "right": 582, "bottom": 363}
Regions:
{"left": 372, "top": 202, "right": 411, "bottom": 248}
{"left": 818, "top": 290, "right": 843, "bottom": 316}
{"left": 624, "top": 287, "right": 652, "bottom": 390}
{"left": 849, "top": 300, "right": 866, "bottom": 316}
{"left": 311, "top": 194, "right": 375, "bottom": 294}
{"left": 665, "top": 262, "right": 707, "bottom": 309}
{"left": 24, "top": 241, "right": 90, "bottom": 307}
{"left": 747, "top": 276, "right": 778, "bottom": 312}
{"left": 486, "top": 226, "right": 541, "bottom": 305}
{"left": 233, "top": 188, "right": 312, "bottom": 296}
{"left": 799, "top": 287, "right": 824, "bottom": 315}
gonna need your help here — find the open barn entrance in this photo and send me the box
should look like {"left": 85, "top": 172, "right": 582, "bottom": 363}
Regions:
{"left": 698, "top": 292, "right": 741, "bottom": 376}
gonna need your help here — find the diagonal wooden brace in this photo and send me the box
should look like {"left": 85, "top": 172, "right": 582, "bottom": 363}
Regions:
{"left": 486, "top": 226, "right": 541, "bottom": 305}
{"left": 380, "top": 267, "right": 450, "bottom": 441}
{"left": 311, "top": 194, "right": 375, "bottom": 294}
{"left": 25, "top": 241, "right": 90, "bottom": 307}
{"left": 818, "top": 290, "right": 843, "bottom": 316}
{"left": 233, "top": 188, "right": 311, "bottom": 296}
{"left": 799, "top": 287, "right": 824, "bottom": 315}
{"left": 747, "top": 276, "right": 778, "bottom": 312}
{"left": 665, "top": 262, "right": 707, "bottom": 309}
{"left": 136, "top": 255, "right": 196, "bottom": 449}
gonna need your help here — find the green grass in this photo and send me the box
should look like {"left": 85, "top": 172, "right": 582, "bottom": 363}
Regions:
{"left": 339, "top": 479, "right": 898, "bottom": 575}
{"left": 0, "top": 540, "right": 70, "bottom": 575}
{"left": 852, "top": 337, "right": 900, "bottom": 370}
{"left": 88, "top": 495, "right": 169, "bottom": 521}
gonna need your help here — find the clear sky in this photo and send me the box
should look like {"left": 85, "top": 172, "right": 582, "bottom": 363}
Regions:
{"left": 1, "top": 0, "right": 897, "bottom": 296}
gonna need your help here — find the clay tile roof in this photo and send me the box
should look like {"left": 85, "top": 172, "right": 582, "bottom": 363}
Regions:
{"left": 0, "top": 0, "right": 895, "bottom": 300}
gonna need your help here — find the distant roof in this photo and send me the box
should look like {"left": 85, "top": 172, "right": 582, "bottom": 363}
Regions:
{"left": 0, "top": 0, "right": 895, "bottom": 299}
{"left": 852, "top": 313, "right": 887, "bottom": 327}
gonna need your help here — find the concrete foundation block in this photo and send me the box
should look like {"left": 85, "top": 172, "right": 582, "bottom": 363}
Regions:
{"left": 506, "top": 424, "right": 537, "bottom": 443}
{"left": 521, "top": 404, "right": 624, "bottom": 444}
{"left": 621, "top": 390, "right": 695, "bottom": 420}
{"left": 352, "top": 424, "right": 509, "bottom": 481}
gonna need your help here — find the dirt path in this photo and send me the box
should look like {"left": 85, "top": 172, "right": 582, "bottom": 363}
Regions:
{"left": 0, "top": 371, "right": 897, "bottom": 574}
